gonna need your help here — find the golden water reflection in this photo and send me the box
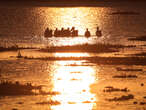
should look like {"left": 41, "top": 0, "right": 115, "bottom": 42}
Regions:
{"left": 39, "top": 7, "right": 108, "bottom": 35}
{"left": 49, "top": 59, "right": 98, "bottom": 110}
{"left": 54, "top": 52, "right": 89, "bottom": 57}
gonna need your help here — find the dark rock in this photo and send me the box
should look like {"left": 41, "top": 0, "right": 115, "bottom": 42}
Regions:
{"left": 12, "top": 108, "right": 18, "bottom": 110}
{"left": 107, "top": 94, "right": 134, "bottom": 101}
{"left": 140, "top": 102, "right": 146, "bottom": 105}
{"left": 113, "top": 75, "right": 137, "bottom": 78}
{"left": 103, "top": 86, "right": 129, "bottom": 92}
{"left": 133, "top": 101, "right": 138, "bottom": 104}
{"left": 17, "top": 102, "right": 24, "bottom": 104}
{"left": 116, "top": 67, "right": 143, "bottom": 72}
{"left": 0, "top": 80, "right": 43, "bottom": 96}
{"left": 36, "top": 100, "right": 60, "bottom": 105}
{"left": 141, "top": 83, "right": 144, "bottom": 86}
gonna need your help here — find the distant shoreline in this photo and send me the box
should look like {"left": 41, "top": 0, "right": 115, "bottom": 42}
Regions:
{"left": 0, "top": 1, "right": 146, "bottom": 7}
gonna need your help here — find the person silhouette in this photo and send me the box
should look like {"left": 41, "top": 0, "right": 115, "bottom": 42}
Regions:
{"left": 44, "top": 27, "right": 52, "bottom": 37}
{"left": 71, "top": 27, "right": 76, "bottom": 37}
{"left": 67, "top": 27, "right": 71, "bottom": 36}
{"left": 54, "top": 28, "right": 58, "bottom": 37}
{"left": 61, "top": 27, "right": 65, "bottom": 37}
{"left": 85, "top": 28, "right": 91, "bottom": 37}
{"left": 44, "top": 27, "right": 49, "bottom": 38}
{"left": 96, "top": 27, "right": 102, "bottom": 37}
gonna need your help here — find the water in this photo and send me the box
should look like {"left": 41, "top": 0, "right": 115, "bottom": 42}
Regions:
{"left": 0, "top": 2, "right": 146, "bottom": 110}
{"left": 0, "top": 4, "right": 146, "bottom": 46}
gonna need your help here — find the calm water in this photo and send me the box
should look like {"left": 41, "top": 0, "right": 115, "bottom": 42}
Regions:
{"left": 0, "top": 3, "right": 146, "bottom": 47}
{"left": 0, "top": 2, "right": 146, "bottom": 110}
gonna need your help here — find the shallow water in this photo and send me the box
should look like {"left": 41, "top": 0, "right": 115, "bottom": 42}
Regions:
{"left": 0, "top": 3, "right": 146, "bottom": 47}
{"left": 0, "top": 2, "right": 146, "bottom": 110}
{"left": 0, "top": 59, "right": 146, "bottom": 110}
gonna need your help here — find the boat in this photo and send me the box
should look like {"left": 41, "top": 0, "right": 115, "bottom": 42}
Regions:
{"left": 17, "top": 50, "right": 22, "bottom": 58}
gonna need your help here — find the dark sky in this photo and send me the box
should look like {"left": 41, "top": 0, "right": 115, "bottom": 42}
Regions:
{"left": 1, "top": 0, "right": 146, "bottom": 2}
{"left": 0, "top": 0, "right": 146, "bottom": 4}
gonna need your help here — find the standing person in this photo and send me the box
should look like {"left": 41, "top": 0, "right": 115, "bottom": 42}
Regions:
{"left": 84, "top": 28, "right": 91, "bottom": 37}
{"left": 96, "top": 27, "right": 102, "bottom": 37}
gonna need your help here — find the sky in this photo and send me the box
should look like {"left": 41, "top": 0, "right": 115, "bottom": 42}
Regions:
{"left": 0, "top": 0, "right": 146, "bottom": 4}
{"left": 1, "top": 0, "right": 146, "bottom": 2}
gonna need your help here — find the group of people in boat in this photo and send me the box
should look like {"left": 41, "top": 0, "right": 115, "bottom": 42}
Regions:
{"left": 44, "top": 26, "right": 102, "bottom": 38}
{"left": 44, "top": 27, "right": 78, "bottom": 38}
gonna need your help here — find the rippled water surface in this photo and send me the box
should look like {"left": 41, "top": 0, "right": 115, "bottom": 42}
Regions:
{"left": 0, "top": 2, "right": 146, "bottom": 110}
{"left": 0, "top": 3, "right": 146, "bottom": 47}
{"left": 0, "top": 59, "right": 146, "bottom": 110}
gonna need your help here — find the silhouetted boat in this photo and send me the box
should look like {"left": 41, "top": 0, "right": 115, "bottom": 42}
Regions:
{"left": 44, "top": 27, "right": 79, "bottom": 38}
{"left": 17, "top": 50, "right": 22, "bottom": 58}
{"left": 44, "top": 27, "right": 103, "bottom": 38}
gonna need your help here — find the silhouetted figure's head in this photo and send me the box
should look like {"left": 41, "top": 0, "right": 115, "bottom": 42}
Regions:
{"left": 15, "top": 81, "right": 19, "bottom": 85}
{"left": 67, "top": 27, "right": 70, "bottom": 30}
{"left": 61, "top": 27, "right": 64, "bottom": 31}
{"left": 46, "top": 27, "right": 49, "bottom": 31}
{"left": 71, "top": 27, "right": 75, "bottom": 30}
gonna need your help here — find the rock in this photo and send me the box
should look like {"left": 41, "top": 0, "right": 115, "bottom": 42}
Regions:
{"left": 133, "top": 101, "right": 138, "bottom": 104}
{"left": 140, "top": 102, "right": 146, "bottom": 105}
{"left": 141, "top": 83, "right": 144, "bottom": 86}
{"left": 107, "top": 94, "right": 134, "bottom": 101}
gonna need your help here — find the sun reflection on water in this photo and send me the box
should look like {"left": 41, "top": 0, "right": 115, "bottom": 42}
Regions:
{"left": 51, "top": 8, "right": 94, "bottom": 35}
{"left": 52, "top": 37, "right": 90, "bottom": 46}
{"left": 37, "top": 7, "right": 109, "bottom": 47}
{"left": 48, "top": 55, "right": 98, "bottom": 110}
{"left": 54, "top": 52, "right": 89, "bottom": 58}
{"left": 41, "top": 7, "right": 105, "bottom": 35}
